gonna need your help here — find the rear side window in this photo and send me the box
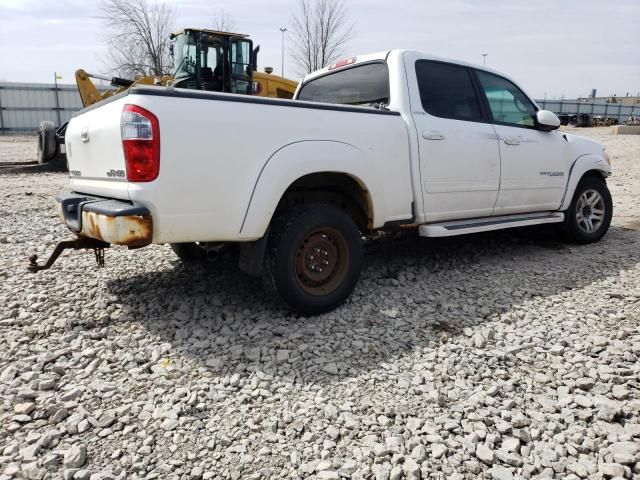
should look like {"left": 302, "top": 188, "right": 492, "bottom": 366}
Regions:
{"left": 297, "top": 63, "right": 389, "bottom": 107}
{"left": 415, "top": 61, "right": 483, "bottom": 121}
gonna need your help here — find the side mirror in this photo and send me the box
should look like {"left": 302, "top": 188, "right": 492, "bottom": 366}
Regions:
{"left": 536, "top": 110, "right": 560, "bottom": 131}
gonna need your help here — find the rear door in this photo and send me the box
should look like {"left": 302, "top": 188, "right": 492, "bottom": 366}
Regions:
{"left": 473, "top": 70, "right": 569, "bottom": 214}
{"left": 409, "top": 59, "right": 500, "bottom": 222}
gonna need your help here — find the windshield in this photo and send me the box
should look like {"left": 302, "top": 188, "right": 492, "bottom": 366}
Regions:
{"left": 173, "top": 32, "right": 225, "bottom": 80}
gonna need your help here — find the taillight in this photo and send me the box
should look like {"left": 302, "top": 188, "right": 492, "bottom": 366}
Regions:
{"left": 121, "top": 104, "right": 160, "bottom": 182}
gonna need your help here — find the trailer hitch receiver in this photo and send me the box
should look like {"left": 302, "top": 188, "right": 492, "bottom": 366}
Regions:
{"left": 27, "top": 237, "right": 110, "bottom": 273}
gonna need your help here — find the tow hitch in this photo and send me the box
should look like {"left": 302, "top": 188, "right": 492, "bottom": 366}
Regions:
{"left": 27, "top": 237, "right": 110, "bottom": 273}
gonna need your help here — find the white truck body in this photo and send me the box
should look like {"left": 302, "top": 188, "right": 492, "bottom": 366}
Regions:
{"left": 50, "top": 49, "right": 613, "bottom": 313}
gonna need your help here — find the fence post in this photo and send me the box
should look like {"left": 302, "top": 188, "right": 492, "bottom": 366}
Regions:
{"left": 0, "top": 89, "right": 4, "bottom": 131}
{"left": 604, "top": 102, "right": 608, "bottom": 120}
{"left": 559, "top": 100, "right": 563, "bottom": 113}
{"left": 618, "top": 104, "right": 622, "bottom": 123}
{"left": 53, "top": 73, "right": 61, "bottom": 127}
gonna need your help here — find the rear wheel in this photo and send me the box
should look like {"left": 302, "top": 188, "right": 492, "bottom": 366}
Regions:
{"left": 263, "top": 204, "right": 363, "bottom": 315}
{"left": 561, "top": 175, "right": 612, "bottom": 244}
{"left": 37, "top": 121, "right": 58, "bottom": 164}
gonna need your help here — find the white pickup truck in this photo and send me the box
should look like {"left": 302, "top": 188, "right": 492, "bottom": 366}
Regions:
{"left": 35, "top": 50, "right": 613, "bottom": 314}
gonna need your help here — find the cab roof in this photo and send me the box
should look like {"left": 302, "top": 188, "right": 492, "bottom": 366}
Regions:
{"left": 170, "top": 28, "right": 249, "bottom": 39}
{"left": 301, "top": 49, "right": 525, "bottom": 91}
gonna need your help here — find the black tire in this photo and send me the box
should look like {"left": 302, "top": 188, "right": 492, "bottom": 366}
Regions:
{"left": 561, "top": 175, "right": 612, "bottom": 244}
{"left": 263, "top": 204, "right": 364, "bottom": 315}
{"left": 37, "top": 121, "right": 58, "bottom": 164}
{"left": 170, "top": 243, "right": 207, "bottom": 264}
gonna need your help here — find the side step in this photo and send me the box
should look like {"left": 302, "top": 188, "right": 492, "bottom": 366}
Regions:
{"left": 419, "top": 212, "right": 564, "bottom": 237}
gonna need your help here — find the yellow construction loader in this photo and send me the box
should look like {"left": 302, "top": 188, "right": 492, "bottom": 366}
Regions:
{"left": 37, "top": 28, "right": 298, "bottom": 163}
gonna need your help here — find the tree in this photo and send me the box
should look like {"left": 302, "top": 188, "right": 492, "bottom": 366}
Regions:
{"left": 289, "top": 0, "right": 354, "bottom": 77}
{"left": 100, "top": 0, "right": 176, "bottom": 78}
{"left": 212, "top": 8, "right": 237, "bottom": 32}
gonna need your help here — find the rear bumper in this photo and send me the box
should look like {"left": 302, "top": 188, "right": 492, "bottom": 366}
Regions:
{"left": 56, "top": 192, "right": 153, "bottom": 247}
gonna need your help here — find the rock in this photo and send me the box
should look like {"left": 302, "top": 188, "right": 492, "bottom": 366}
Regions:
{"left": 567, "top": 462, "right": 588, "bottom": 478}
{"left": 1, "top": 365, "right": 18, "bottom": 383}
{"left": 276, "top": 350, "right": 290, "bottom": 364}
{"left": 190, "top": 466, "right": 203, "bottom": 479}
{"left": 495, "top": 450, "right": 523, "bottom": 467}
{"left": 389, "top": 466, "right": 402, "bottom": 480}
{"left": 501, "top": 437, "right": 520, "bottom": 452}
{"left": 14, "top": 402, "right": 35, "bottom": 415}
{"left": 575, "top": 377, "right": 595, "bottom": 390}
{"left": 317, "top": 472, "right": 339, "bottom": 480}
{"left": 598, "top": 463, "right": 625, "bottom": 478}
{"left": 73, "top": 470, "right": 91, "bottom": 480}
{"left": 64, "top": 445, "right": 86, "bottom": 469}
{"left": 611, "top": 385, "right": 630, "bottom": 400}
{"left": 323, "top": 363, "right": 339, "bottom": 375}
{"left": 161, "top": 418, "right": 179, "bottom": 431}
{"left": 411, "top": 444, "right": 427, "bottom": 462}
{"left": 491, "top": 465, "right": 514, "bottom": 480}
{"left": 476, "top": 443, "right": 495, "bottom": 465}
{"left": 608, "top": 441, "right": 639, "bottom": 464}
{"left": 372, "top": 463, "right": 391, "bottom": 480}
{"left": 97, "top": 413, "right": 115, "bottom": 428}
{"left": 431, "top": 443, "right": 447, "bottom": 459}
{"left": 338, "top": 460, "right": 357, "bottom": 477}
{"left": 403, "top": 458, "right": 421, "bottom": 480}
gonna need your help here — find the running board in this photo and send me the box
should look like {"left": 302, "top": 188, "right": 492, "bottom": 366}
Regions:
{"left": 419, "top": 212, "right": 564, "bottom": 237}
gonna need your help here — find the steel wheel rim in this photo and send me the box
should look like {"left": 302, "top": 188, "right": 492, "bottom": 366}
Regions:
{"left": 576, "top": 188, "right": 605, "bottom": 234}
{"left": 295, "top": 227, "right": 349, "bottom": 296}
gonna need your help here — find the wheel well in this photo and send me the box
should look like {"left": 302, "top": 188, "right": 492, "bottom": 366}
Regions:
{"left": 582, "top": 169, "right": 606, "bottom": 182}
{"left": 275, "top": 172, "right": 373, "bottom": 231}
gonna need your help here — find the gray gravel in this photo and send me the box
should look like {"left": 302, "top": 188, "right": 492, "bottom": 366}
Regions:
{"left": 1, "top": 128, "right": 639, "bottom": 479}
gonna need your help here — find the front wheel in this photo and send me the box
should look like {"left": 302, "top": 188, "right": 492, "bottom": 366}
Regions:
{"left": 263, "top": 204, "right": 364, "bottom": 315}
{"left": 561, "top": 175, "right": 612, "bottom": 244}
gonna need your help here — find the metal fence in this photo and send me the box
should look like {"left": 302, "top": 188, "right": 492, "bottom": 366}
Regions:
{"left": 0, "top": 81, "right": 107, "bottom": 133}
{"left": 535, "top": 99, "right": 639, "bottom": 123}
{"left": 2, "top": 80, "right": 638, "bottom": 132}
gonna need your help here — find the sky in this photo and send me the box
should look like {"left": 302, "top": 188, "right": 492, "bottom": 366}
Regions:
{"left": 0, "top": 0, "right": 638, "bottom": 99}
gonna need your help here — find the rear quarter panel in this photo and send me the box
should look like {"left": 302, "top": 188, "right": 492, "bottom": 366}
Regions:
{"left": 126, "top": 91, "right": 413, "bottom": 243}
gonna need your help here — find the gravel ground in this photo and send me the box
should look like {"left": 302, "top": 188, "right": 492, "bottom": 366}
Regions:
{"left": 0, "top": 128, "right": 639, "bottom": 480}
{"left": 0, "top": 136, "right": 37, "bottom": 165}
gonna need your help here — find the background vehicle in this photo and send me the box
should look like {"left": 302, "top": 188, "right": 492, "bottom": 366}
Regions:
{"left": 36, "top": 28, "right": 298, "bottom": 163}
{"left": 31, "top": 50, "right": 613, "bottom": 314}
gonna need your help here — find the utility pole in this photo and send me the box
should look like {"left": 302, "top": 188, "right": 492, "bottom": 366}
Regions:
{"left": 53, "top": 72, "right": 61, "bottom": 126}
{"left": 482, "top": 53, "right": 487, "bottom": 66}
{"left": 280, "top": 27, "right": 287, "bottom": 77}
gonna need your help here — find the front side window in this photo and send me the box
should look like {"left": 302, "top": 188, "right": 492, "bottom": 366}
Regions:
{"left": 297, "top": 63, "right": 389, "bottom": 107}
{"left": 475, "top": 71, "right": 537, "bottom": 127}
{"left": 415, "top": 61, "right": 483, "bottom": 121}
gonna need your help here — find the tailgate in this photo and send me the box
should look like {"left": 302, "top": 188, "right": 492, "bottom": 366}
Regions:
{"left": 65, "top": 95, "right": 130, "bottom": 200}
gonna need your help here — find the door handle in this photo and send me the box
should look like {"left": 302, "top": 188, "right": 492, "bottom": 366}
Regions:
{"left": 422, "top": 130, "right": 445, "bottom": 140}
{"left": 503, "top": 137, "right": 520, "bottom": 145}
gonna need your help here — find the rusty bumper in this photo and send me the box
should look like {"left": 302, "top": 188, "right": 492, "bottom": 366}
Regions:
{"left": 56, "top": 192, "right": 152, "bottom": 247}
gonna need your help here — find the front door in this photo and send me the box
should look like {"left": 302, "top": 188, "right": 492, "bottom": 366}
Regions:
{"left": 412, "top": 60, "right": 500, "bottom": 222}
{"left": 473, "top": 70, "right": 568, "bottom": 214}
